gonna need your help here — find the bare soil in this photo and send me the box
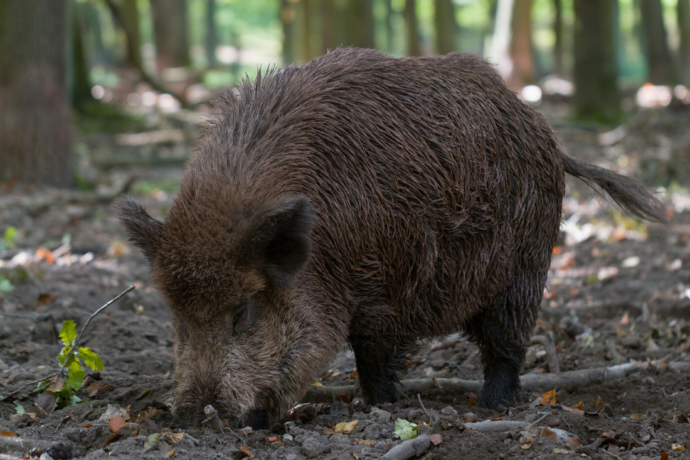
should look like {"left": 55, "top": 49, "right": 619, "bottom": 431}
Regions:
{"left": 1, "top": 103, "right": 690, "bottom": 460}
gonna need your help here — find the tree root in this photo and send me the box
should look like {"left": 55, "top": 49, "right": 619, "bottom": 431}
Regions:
{"left": 302, "top": 360, "right": 689, "bottom": 403}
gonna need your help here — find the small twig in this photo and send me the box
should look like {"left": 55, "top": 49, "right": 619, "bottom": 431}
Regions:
{"left": 531, "top": 332, "right": 560, "bottom": 374}
{"left": 0, "top": 373, "right": 57, "bottom": 402}
{"left": 55, "top": 285, "right": 135, "bottom": 383}
{"left": 601, "top": 449, "right": 623, "bottom": 460}
{"left": 417, "top": 394, "right": 434, "bottom": 424}
{"left": 527, "top": 412, "right": 550, "bottom": 428}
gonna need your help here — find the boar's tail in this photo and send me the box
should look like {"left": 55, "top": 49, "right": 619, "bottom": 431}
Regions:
{"left": 561, "top": 154, "right": 667, "bottom": 223}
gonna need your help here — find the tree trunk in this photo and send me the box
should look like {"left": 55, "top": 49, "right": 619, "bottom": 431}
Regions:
{"left": 72, "top": 2, "right": 94, "bottom": 112}
{"left": 120, "top": 0, "right": 142, "bottom": 69}
{"left": 150, "top": 0, "right": 190, "bottom": 72}
{"left": 321, "top": 0, "right": 336, "bottom": 54}
{"left": 639, "top": 0, "right": 675, "bottom": 84}
{"left": 281, "top": 0, "right": 297, "bottom": 65}
{"left": 434, "top": 0, "right": 457, "bottom": 55}
{"left": 384, "top": 0, "right": 394, "bottom": 54}
{"left": 205, "top": 0, "right": 218, "bottom": 67}
{"left": 0, "top": 0, "right": 74, "bottom": 187}
{"left": 573, "top": 0, "right": 622, "bottom": 123}
{"left": 678, "top": 0, "right": 690, "bottom": 85}
{"left": 346, "top": 0, "right": 375, "bottom": 48}
{"left": 404, "top": 0, "right": 420, "bottom": 56}
{"left": 300, "top": 0, "right": 313, "bottom": 62}
{"left": 508, "top": 0, "right": 534, "bottom": 89}
{"left": 553, "top": 0, "right": 563, "bottom": 75}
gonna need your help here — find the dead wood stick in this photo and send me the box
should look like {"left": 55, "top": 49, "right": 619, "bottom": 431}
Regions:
{"left": 382, "top": 435, "right": 431, "bottom": 460}
{"left": 0, "top": 436, "right": 50, "bottom": 455}
{"left": 302, "top": 360, "right": 689, "bottom": 403}
{"left": 605, "top": 339, "right": 625, "bottom": 364}
{"left": 464, "top": 420, "right": 527, "bottom": 432}
{"left": 531, "top": 332, "right": 560, "bottom": 374}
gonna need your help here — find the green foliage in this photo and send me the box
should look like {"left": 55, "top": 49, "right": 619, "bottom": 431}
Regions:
{"left": 15, "top": 404, "right": 25, "bottom": 415}
{"left": 394, "top": 419, "right": 418, "bottom": 440}
{"left": 0, "top": 277, "right": 13, "bottom": 293}
{"left": 57, "top": 320, "right": 104, "bottom": 394}
{"left": 1, "top": 227, "right": 16, "bottom": 250}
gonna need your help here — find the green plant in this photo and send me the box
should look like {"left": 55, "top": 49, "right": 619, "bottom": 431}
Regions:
{"left": 0, "top": 226, "right": 16, "bottom": 251}
{"left": 54, "top": 320, "right": 104, "bottom": 405}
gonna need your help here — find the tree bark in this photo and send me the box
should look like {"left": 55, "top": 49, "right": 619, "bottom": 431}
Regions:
{"left": 404, "top": 0, "right": 420, "bottom": 56}
{"left": 508, "top": 0, "right": 534, "bottom": 88}
{"left": 553, "top": 0, "right": 563, "bottom": 75}
{"left": 0, "top": 0, "right": 74, "bottom": 187}
{"left": 434, "top": 0, "right": 457, "bottom": 55}
{"left": 573, "top": 0, "right": 622, "bottom": 123}
{"left": 678, "top": 0, "right": 690, "bottom": 85}
{"left": 281, "top": 0, "right": 297, "bottom": 65}
{"left": 120, "top": 0, "right": 142, "bottom": 69}
{"left": 205, "top": 0, "right": 218, "bottom": 67}
{"left": 384, "top": 0, "right": 394, "bottom": 54}
{"left": 639, "top": 0, "right": 675, "bottom": 84}
{"left": 346, "top": 0, "right": 375, "bottom": 49}
{"left": 150, "top": 0, "right": 190, "bottom": 72}
{"left": 300, "top": 0, "right": 313, "bottom": 62}
{"left": 72, "top": 2, "right": 94, "bottom": 112}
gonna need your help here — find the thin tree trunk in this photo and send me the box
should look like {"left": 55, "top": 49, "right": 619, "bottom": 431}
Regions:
{"left": 281, "top": 0, "right": 297, "bottom": 65}
{"left": 346, "top": 0, "right": 375, "bottom": 48}
{"left": 321, "top": 0, "right": 336, "bottom": 53}
{"left": 150, "top": 0, "right": 190, "bottom": 72}
{"left": 553, "top": 0, "right": 563, "bottom": 75}
{"left": 72, "top": 2, "right": 94, "bottom": 111}
{"left": 0, "top": 0, "right": 74, "bottom": 187}
{"left": 508, "top": 0, "right": 534, "bottom": 89}
{"left": 120, "top": 0, "right": 142, "bottom": 69}
{"left": 205, "top": 0, "right": 218, "bottom": 67}
{"left": 678, "top": 0, "right": 690, "bottom": 85}
{"left": 300, "top": 0, "right": 312, "bottom": 62}
{"left": 639, "top": 0, "right": 675, "bottom": 84}
{"left": 404, "top": 0, "right": 420, "bottom": 56}
{"left": 434, "top": 0, "right": 457, "bottom": 55}
{"left": 385, "top": 0, "right": 394, "bottom": 54}
{"left": 573, "top": 0, "right": 622, "bottom": 123}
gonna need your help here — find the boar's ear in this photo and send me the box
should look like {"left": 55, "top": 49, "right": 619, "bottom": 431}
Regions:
{"left": 113, "top": 196, "right": 163, "bottom": 263}
{"left": 242, "top": 196, "right": 314, "bottom": 289}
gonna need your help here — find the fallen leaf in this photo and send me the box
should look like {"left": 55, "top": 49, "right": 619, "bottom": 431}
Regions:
{"left": 567, "top": 437, "right": 582, "bottom": 448}
{"left": 144, "top": 433, "right": 161, "bottom": 450}
{"left": 335, "top": 420, "right": 358, "bottom": 434}
{"left": 560, "top": 404, "right": 584, "bottom": 416}
{"left": 631, "top": 413, "right": 644, "bottom": 419}
{"left": 430, "top": 434, "right": 443, "bottom": 445}
{"left": 137, "top": 389, "right": 154, "bottom": 400}
{"left": 351, "top": 369, "right": 359, "bottom": 378}
{"left": 573, "top": 401, "right": 584, "bottom": 410}
{"left": 553, "top": 448, "right": 569, "bottom": 454}
{"left": 268, "top": 436, "right": 285, "bottom": 447}
{"left": 109, "top": 415, "right": 126, "bottom": 433}
{"left": 240, "top": 445, "right": 253, "bottom": 457}
{"left": 36, "top": 247, "right": 55, "bottom": 264}
{"left": 0, "top": 431, "right": 17, "bottom": 437}
{"left": 660, "top": 452, "right": 669, "bottom": 460}
{"left": 87, "top": 382, "right": 106, "bottom": 398}
{"left": 541, "top": 389, "right": 557, "bottom": 405}
{"left": 312, "top": 381, "right": 323, "bottom": 386}
{"left": 540, "top": 427, "right": 559, "bottom": 442}
{"left": 468, "top": 392, "right": 478, "bottom": 407}
{"left": 163, "top": 432, "right": 185, "bottom": 445}
{"left": 620, "top": 312, "right": 630, "bottom": 324}
{"left": 354, "top": 438, "right": 376, "bottom": 445}
{"left": 165, "top": 449, "right": 176, "bottom": 458}
{"left": 464, "top": 412, "right": 477, "bottom": 423}
{"left": 103, "top": 433, "right": 122, "bottom": 448}
{"left": 82, "top": 423, "right": 93, "bottom": 428}
{"left": 35, "top": 293, "right": 57, "bottom": 307}
{"left": 520, "top": 443, "right": 532, "bottom": 450}
{"left": 603, "top": 430, "right": 616, "bottom": 438}
{"left": 672, "top": 444, "right": 685, "bottom": 451}
{"left": 394, "top": 419, "right": 418, "bottom": 440}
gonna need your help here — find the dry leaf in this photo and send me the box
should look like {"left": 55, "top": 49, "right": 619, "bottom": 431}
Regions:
{"left": 560, "top": 404, "right": 584, "bottom": 416}
{"left": 268, "top": 436, "right": 285, "bottom": 447}
{"left": 620, "top": 312, "right": 629, "bottom": 324}
{"left": 464, "top": 412, "right": 477, "bottom": 423}
{"left": 602, "top": 430, "right": 615, "bottom": 438}
{"left": 103, "top": 433, "right": 122, "bottom": 448}
{"left": 631, "top": 413, "right": 644, "bottom": 419}
{"left": 109, "top": 415, "right": 126, "bottom": 433}
{"left": 36, "top": 247, "right": 55, "bottom": 264}
{"left": 541, "top": 389, "right": 557, "bottom": 405}
{"left": 335, "top": 420, "right": 358, "bottom": 434}
{"left": 163, "top": 432, "right": 185, "bottom": 445}
{"left": 312, "top": 381, "right": 323, "bottom": 386}
{"left": 520, "top": 443, "right": 533, "bottom": 450}
{"left": 540, "top": 427, "right": 559, "bottom": 442}
{"left": 553, "top": 448, "right": 569, "bottom": 454}
{"left": 660, "top": 452, "right": 669, "bottom": 460}
{"left": 87, "top": 382, "right": 106, "bottom": 398}
{"left": 0, "top": 431, "right": 17, "bottom": 437}
{"left": 82, "top": 423, "right": 93, "bottom": 428}
{"left": 567, "top": 437, "right": 582, "bottom": 448}
{"left": 351, "top": 369, "right": 359, "bottom": 378}
{"left": 672, "top": 444, "right": 685, "bottom": 451}
{"left": 430, "top": 434, "right": 443, "bottom": 446}
{"left": 573, "top": 401, "right": 584, "bottom": 410}
{"left": 240, "top": 445, "right": 253, "bottom": 457}
{"left": 165, "top": 448, "right": 176, "bottom": 458}
{"left": 468, "top": 392, "right": 478, "bottom": 407}
{"left": 354, "top": 438, "right": 376, "bottom": 446}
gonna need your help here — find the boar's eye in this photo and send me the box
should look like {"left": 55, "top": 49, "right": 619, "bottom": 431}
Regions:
{"left": 232, "top": 307, "right": 248, "bottom": 333}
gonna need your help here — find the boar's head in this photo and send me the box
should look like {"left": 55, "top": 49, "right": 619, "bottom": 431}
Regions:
{"left": 115, "top": 193, "right": 328, "bottom": 428}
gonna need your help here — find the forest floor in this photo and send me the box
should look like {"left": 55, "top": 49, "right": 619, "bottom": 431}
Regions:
{"left": 1, "top": 102, "right": 690, "bottom": 460}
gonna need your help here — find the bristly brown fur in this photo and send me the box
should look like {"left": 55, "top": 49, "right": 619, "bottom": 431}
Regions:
{"left": 115, "top": 48, "right": 665, "bottom": 426}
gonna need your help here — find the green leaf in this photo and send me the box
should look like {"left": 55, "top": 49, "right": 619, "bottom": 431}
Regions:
{"left": 59, "top": 320, "right": 78, "bottom": 346}
{"left": 0, "top": 278, "right": 14, "bottom": 293}
{"left": 144, "top": 433, "right": 161, "bottom": 450}
{"left": 78, "top": 347, "right": 104, "bottom": 371}
{"left": 4, "top": 227, "right": 16, "bottom": 249}
{"left": 15, "top": 404, "right": 25, "bottom": 415}
{"left": 394, "top": 419, "right": 418, "bottom": 440}
{"left": 57, "top": 345, "right": 73, "bottom": 366}
{"left": 65, "top": 359, "right": 85, "bottom": 391}
{"left": 54, "top": 389, "right": 82, "bottom": 409}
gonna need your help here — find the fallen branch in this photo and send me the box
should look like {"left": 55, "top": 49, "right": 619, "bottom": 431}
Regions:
{"left": 0, "top": 436, "right": 50, "bottom": 455}
{"left": 382, "top": 435, "right": 431, "bottom": 460}
{"left": 302, "top": 360, "right": 689, "bottom": 403}
{"left": 464, "top": 420, "right": 527, "bottom": 432}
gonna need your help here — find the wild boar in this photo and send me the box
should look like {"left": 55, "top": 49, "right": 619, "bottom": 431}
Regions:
{"left": 116, "top": 48, "right": 665, "bottom": 428}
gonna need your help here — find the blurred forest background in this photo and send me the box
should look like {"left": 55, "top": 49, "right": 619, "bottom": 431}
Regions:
{"left": 0, "top": 0, "right": 689, "bottom": 188}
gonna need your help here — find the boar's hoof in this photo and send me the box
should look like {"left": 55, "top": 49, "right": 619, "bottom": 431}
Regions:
{"left": 243, "top": 409, "right": 269, "bottom": 430}
{"left": 477, "top": 382, "right": 518, "bottom": 410}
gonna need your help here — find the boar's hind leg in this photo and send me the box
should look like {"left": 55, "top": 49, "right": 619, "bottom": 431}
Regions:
{"left": 466, "top": 291, "right": 536, "bottom": 409}
{"left": 351, "top": 338, "right": 410, "bottom": 405}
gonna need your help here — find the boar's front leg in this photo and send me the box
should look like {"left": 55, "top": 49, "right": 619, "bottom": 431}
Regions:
{"left": 350, "top": 337, "right": 410, "bottom": 404}
{"left": 466, "top": 291, "right": 535, "bottom": 409}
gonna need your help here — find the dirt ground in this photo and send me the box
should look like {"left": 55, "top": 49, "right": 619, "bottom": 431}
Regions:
{"left": 1, "top": 102, "right": 690, "bottom": 460}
